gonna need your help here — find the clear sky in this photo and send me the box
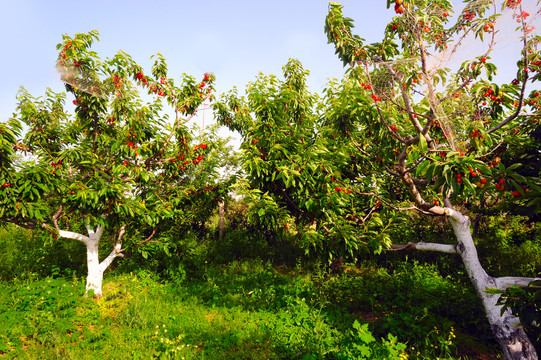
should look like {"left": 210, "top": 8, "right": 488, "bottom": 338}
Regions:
{"left": 0, "top": 1, "right": 395, "bottom": 128}
{"left": 1, "top": 0, "right": 538, "bottom": 135}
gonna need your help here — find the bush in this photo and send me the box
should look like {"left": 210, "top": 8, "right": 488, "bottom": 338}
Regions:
{"left": 476, "top": 214, "right": 541, "bottom": 278}
{"left": 0, "top": 224, "right": 86, "bottom": 280}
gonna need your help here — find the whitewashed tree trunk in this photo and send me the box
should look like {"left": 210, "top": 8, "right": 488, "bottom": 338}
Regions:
{"left": 445, "top": 209, "right": 538, "bottom": 360}
{"left": 48, "top": 222, "right": 124, "bottom": 297}
{"left": 85, "top": 236, "right": 104, "bottom": 297}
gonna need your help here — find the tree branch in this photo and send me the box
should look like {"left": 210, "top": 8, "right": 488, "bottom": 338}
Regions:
{"left": 6, "top": 217, "right": 37, "bottom": 229}
{"left": 99, "top": 242, "right": 124, "bottom": 272}
{"left": 487, "top": 13, "right": 530, "bottom": 134}
{"left": 41, "top": 206, "right": 90, "bottom": 243}
{"left": 52, "top": 205, "right": 64, "bottom": 234}
{"left": 390, "top": 241, "right": 458, "bottom": 254}
{"left": 86, "top": 221, "right": 104, "bottom": 240}
{"left": 135, "top": 227, "right": 158, "bottom": 246}
{"left": 370, "top": 59, "right": 433, "bottom": 148}
{"left": 99, "top": 225, "right": 126, "bottom": 272}
{"left": 42, "top": 224, "right": 91, "bottom": 244}
{"left": 496, "top": 277, "right": 541, "bottom": 290}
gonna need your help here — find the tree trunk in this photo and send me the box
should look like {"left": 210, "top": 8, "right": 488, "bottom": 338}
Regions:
{"left": 218, "top": 200, "right": 225, "bottom": 239}
{"left": 45, "top": 214, "right": 124, "bottom": 298}
{"left": 447, "top": 210, "right": 538, "bottom": 360}
{"left": 85, "top": 238, "right": 105, "bottom": 297}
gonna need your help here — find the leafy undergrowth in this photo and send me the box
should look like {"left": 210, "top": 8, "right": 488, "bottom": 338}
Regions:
{"left": 0, "top": 260, "right": 501, "bottom": 359}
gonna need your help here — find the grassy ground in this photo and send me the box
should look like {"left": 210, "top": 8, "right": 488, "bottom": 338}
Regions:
{"left": 0, "top": 259, "right": 501, "bottom": 360}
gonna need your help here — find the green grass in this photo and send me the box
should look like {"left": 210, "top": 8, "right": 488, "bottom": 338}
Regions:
{"left": 0, "top": 259, "right": 503, "bottom": 360}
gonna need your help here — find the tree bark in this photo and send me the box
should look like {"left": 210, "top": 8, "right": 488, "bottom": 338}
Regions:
{"left": 218, "top": 200, "right": 225, "bottom": 239}
{"left": 46, "top": 221, "right": 123, "bottom": 297}
{"left": 446, "top": 209, "right": 538, "bottom": 360}
{"left": 84, "top": 224, "right": 106, "bottom": 297}
{"left": 85, "top": 238, "right": 104, "bottom": 297}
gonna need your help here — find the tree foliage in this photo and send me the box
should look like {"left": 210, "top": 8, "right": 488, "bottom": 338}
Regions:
{"left": 0, "top": 31, "right": 228, "bottom": 282}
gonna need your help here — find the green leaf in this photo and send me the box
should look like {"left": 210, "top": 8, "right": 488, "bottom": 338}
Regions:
{"left": 425, "top": 163, "right": 436, "bottom": 181}
{"left": 372, "top": 215, "right": 383, "bottom": 227}
{"left": 416, "top": 160, "right": 430, "bottom": 178}
{"left": 462, "top": 177, "right": 475, "bottom": 192}
{"left": 506, "top": 163, "right": 522, "bottom": 172}
{"left": 306, "top": 198, "right": 314, "bottom": 211}
{"left": 419, "top": 134, "right": 428, "bottom": 153}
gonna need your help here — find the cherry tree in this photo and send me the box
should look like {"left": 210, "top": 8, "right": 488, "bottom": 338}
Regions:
{"left": 323, "top": 0, "right": 540, "bottom": 358}
{"left": 214, "top": 59, "right": 390, "bottom": 259}
{"left": 214, "top": 0, "right": 539, "bottom": 357}
{"left": 0, "top": 31, "right": 224, "bottom": 297}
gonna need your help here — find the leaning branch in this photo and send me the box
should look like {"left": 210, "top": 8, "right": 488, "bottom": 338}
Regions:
{"left": 390, "top": 241, "right": 458, "bottom": 254}
{"left": 99, "top": 242, "right": 124, "bottom": 272}
{"left": 496, "top": 276, "right": 541, "bottom": 290}
{"left": 42, "top": 222, "right": 91, "bottom": 244}
{"left": 52, "top": 205, "right": 64, "bottom": 234}
{"left": 41, "top": 205, "right": 90, "bottom": 243}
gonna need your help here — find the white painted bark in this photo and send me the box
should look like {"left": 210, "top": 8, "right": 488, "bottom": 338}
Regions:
{"left": 85, "top": 236, "right": 104, "bottom": 297}
{"left": 51, "top": 222, "right": 124, "bottom": 297}
{"left": 57, "top": 229, "right": 90, "bottom": 243}
{"left": 83, "top": 224, "right": 124, "bottom": 297}
{"left": 497, "top": 277, "right": 541, "bottom": 291}
{"left": 413, "top": 242, "right": 457, "bottom": 253}
{"left": 446, "top": 209, "right": 539, "bottom": 360}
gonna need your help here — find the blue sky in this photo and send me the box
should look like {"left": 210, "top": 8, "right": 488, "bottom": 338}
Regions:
{"left": 0, "top": 1, "right": 395, "bottom": 128}
{"left": 1, "top": 0, "right": 538, "bottom": 135}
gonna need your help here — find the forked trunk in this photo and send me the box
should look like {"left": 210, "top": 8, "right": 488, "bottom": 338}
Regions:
{"left": 45, "top": 209, "right": 125, "bottom": 297}
{"left": 448, "top": 210, "right": 538, "bottom": 360}
{"left": 54, "top": 223, "right": 123, "bottom": 298}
